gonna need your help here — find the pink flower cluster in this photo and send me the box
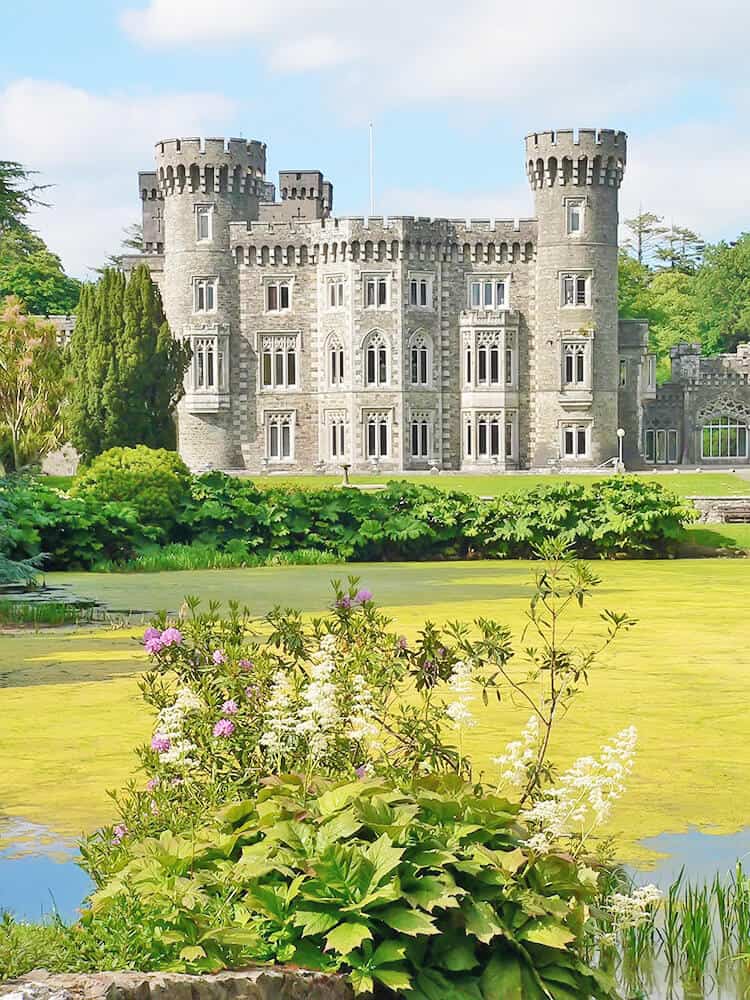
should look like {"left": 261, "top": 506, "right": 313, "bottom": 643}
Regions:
{"left": 212, "top": 649, "right": 227, "bottom": 665}
{"left": 143, "top": 626, "right": 183, "bottom": 654}
{"left": 151, "top": 734, "right": 171, "bottom": 752}
{"left": 336, "top": 588, "right": 373, "bottom": 611}
{"left": 112, "top": 823, "right": 128, "bottom": 845}
{"left": 213, "top": 719, "right": 235, "bottom": 738}
{"left": 221, "top": 699, "right": 238, "bottom": 715}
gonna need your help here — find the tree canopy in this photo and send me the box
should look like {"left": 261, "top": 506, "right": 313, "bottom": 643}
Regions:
{"left": 67, "top": 265, "right": 191, "bottom": 461}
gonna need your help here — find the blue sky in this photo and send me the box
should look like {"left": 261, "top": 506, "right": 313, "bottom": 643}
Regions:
{"left": 2, "top": 0, "right": 748, "bottom": 277}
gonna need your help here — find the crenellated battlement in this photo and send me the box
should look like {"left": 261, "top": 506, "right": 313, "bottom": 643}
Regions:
{"left": 155, "top": 136, "right": 267, "bottom": 196}
{"left": 525, "top": 128, "right": 626, "bottom": 190}
{"left": 229, "top": 215, "right": 537, "bottom": 267}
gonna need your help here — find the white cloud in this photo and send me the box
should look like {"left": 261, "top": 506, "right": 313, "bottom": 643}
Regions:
{"left": 120, "top": 0, "right": 750, "bottom": 122}
{"left": 0, "top": 79, "right": 237, "bottom": 277}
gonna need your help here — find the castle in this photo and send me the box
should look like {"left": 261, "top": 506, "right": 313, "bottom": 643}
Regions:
{"left": 120, "top": 128, "right": 750, "bottom": 472}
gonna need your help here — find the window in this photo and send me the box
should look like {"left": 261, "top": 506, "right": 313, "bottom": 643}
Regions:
{"left": 365, "top": 412, "right": 390, "bottom": 459}
{"left": 566, "top": 199, "right": 584, "bottom": 235}
{"left": 701, "top": 415, "right": 748, "bottom": 459}
{"left": 563, "top": 342, "right": 587, "bottom": 386}
{"left": 647, "top": 354, "right": 656, "bottom": 389}
{"left": 266, "top": 412, "right": 294, "bottom": 461}
{"left": 505, "top": 415, "right": 514, "bottom": 459}
{"left": 185, "top": 333, "right": 228, "bottom": 396}
{"left": 328, "top": 416, "right": 346, "bottom": 459}
{"left": 328, "top": 336, "right": 345, "bottom": 386}
{"left": 645, "top": 429, "right": 679, "bottom": 464}
{"left": 196, "top": 205, "right": 213, "bottom": 242}
{"left": 619, "top": 359, "right": 628, "bottom": 387}
{"left": 409, "top": 332, "right": 431, "bottom": 386}
{"left": 561, "top": 273, "right": 589, "bottom": 307}
{"left": 326, "top": 277, "right": 344, "bottom": 309}
{"left": 464, "top": 330, "right": 515, "bottom": 388}
{"left": 260, "top": 335, "right": 298, "bottom": 389}
{"left": 562, "top": 423, "right": 589, "bottom": 458}
{"left": 410, "top": 416, "right": 431, "bottom": 458}
{"left": 193, "top": 277, "right": 217, "bottom": 313}
{"left": 409, "top": 275, "right": 433, "bottom": 308}
{"left": 468, "top": 277, "right": 508, "bottom": 310}
{"left": 477, "top": 413, "right": 501, "bottom": 458}
{"left": 266, "top": 280, "right": 291, "bottom": 312}
{"left": 364, "top": 332, "right": 389, "bottom": 386}
{"left": 364, "top": 275, "right": 389, "bottom": 309}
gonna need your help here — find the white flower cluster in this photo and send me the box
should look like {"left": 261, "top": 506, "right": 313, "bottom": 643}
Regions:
{"left": 154, "top": 687, "right": 202, "bottom": 767}
{"left": 347, "top": 672, "right": 379, "bottom": 745}
{"left": 259, "top": 669, "right": 297, "bottom": 762}
{"left": 445, "top": 660, "right": 476, "bottom": 731}
{"left": 296, "top": 634, "right": 340, "bottom": 763}
{"left": 606, "top": 884, "right": 663, "bottom": 930}
{"left": 521, "top": 726, "right": 638, "bottom": 854}
{"left": 492, "top": 715, "right": 540, "bottom": 788}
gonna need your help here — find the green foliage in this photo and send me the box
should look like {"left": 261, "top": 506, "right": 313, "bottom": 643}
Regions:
{"left": 0, "top": 475, "right": 155, "bottom": 570}
{"left": 85, "top": 774, "right": 613, "bottom": 998}
{"left": 0, "top": 161, "right": 48, "bottom": 234}
{"left": 0, "top": 229, "right": 80, "bottom": 314}
{"left": 0, "top": 468, "right": 694, "bottom": 570}
{"left": 91, "top": 542, "right": 340, "bottom": 573}
{"left": 694, "top": 233, "right": 750, "bottom": 354}
{"left": 66, "top": 267, "right": 190, "bottom": 461}
{"left": 0, "top": 296, "right": 68, "bottom": 469}
{"left": 73, "top": 446, "right": 191, "bottom": 537}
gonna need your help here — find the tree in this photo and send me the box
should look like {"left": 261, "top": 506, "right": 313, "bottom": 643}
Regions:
{"left": 623, "top": 210, "right": 668, "bottom": 265}
{"left": 693, "top": 234, "right": 750, "bottom": 354}
{"left": 618, "top": 251, "right": 657, "bottom": 321}
{"left": 100, "top": 222, "right": 144, "bottom": 271}
{"left": 67, "top": 266, "right": 190, "bottom": 461}
{"left": 0, "top": 228, "right": 80, "bottom": 314}
{"left": 0, "top": 161, "right": 48, "bottom": 234}
{"left": 0, "top": 296, "right": 67, "bottom": 470}
{"left": 654, "top": 224, "right": 705, "bottom": 273}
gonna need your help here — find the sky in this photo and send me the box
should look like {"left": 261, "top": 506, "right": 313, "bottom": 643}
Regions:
{"left": 1, "top": 0, "right": 749, "bottom": 278}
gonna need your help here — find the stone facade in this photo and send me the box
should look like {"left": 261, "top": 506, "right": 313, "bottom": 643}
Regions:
{"left": 123, "top": 128, "right": 663, "bottom": 473}
{"left": 642, "top": 343, "right": 750, "bottom": 466}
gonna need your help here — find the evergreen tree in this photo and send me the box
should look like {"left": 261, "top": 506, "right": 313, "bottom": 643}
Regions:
{"left": 67, "top": 266, "right": 190, "bottom": 460}
{"left": 623, "top": 210, "right": 669, "bottom": 265}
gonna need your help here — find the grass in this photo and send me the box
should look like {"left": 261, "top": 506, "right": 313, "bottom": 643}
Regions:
{"left": 1, "top": 559, "right": 749, "bottom": 868}
{"left": 0, "top": 601, "right": 97, "bottom": 628}
{"left": 90, "top": 544, "right": 340, "bottom": 573}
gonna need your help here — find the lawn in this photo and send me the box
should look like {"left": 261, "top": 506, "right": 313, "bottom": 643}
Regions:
{"left": 2, "top": 559, "right": 749, "bottom": 866}
{"left": 41, "top": 470, "right": 750, "bottom": 498}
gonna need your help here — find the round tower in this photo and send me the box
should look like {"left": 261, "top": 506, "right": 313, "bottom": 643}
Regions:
{"left": 525, "top": 128, "right": 626, "bottom": 468}
{"left": 155, "top": 137, "right": 267, "bottom": 469}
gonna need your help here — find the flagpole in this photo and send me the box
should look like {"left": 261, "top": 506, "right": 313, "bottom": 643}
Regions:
{"left": 369, "top": 121, "right": 375, "bottom": 216}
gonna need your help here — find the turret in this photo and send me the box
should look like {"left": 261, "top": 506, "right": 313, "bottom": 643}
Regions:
{"left": 525, "top": 129, "right": 626, "bottom": 467}
{"left": 154, "top": 137, "right": 267, "bottom": 469}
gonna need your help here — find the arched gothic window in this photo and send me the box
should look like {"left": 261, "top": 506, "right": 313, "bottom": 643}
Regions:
{"left": 409, "top": 331, "right": 431, "bottom": 386}
{"left": 327, "top": 334, "right": 345, "bottom": 387}
{"left": 364, "top": 331, "right": 389, "bottom": 387}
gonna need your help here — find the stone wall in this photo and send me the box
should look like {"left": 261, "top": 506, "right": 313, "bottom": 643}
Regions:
{"left": 1, "top": 970, "right": 352, "bottom": 1000}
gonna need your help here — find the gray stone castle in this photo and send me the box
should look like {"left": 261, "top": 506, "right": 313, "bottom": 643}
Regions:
{"left": 121, "top": 128, "right": 750, "bottom": 473}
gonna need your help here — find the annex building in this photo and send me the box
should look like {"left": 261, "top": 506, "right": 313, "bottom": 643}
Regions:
{"left": 120, "top": 128, "right": 750, "bottom": 472}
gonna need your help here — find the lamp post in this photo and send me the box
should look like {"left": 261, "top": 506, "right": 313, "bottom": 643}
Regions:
{"left": 616, "top": 427, "right": 625, "bottom": 473}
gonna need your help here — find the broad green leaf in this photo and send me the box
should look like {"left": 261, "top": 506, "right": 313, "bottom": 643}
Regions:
{"left": 433, "top": 935, "right": 480, "bottom": 972}
{"left": 317, "top": 781, "right": 362, "bottom": 816}
{"left": 325, "top": 920, "right": 372, "bottom": 954}
{"left": 179, "top": 945, "right": 206, "bottom": 962}
{"left": 463, "top": 900, "right": 506, "bottom": 944}
{"left": 520, "top": 918, "right": 575, "bottom": 950}
{"left": 373, "top": 968, "right": 413, "bottom": 991}
{"left": 480, "top": 952, "right": 541, "bottom": 1000}
{"left": 200, "top": 927, "right": 262, "bottom": 947}
{"left": 365, "top": 833, "right": 404, "bottom": 880}
{"left": 349, "top": 970, "right": 374, "bottom": 996}
{"left": 403, "top": 875, "right": 464, "bottom": 911}
{"left": 371, "top": 939, "right": 407, "bottom": 965}
{"left": 293, "top": 909, "right": 340, "bottom": 937}
{"left": 378, "top": 905, "right": 439, "bottom": 936}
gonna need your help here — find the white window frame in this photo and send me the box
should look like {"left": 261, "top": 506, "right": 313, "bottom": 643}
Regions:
{"left": 561, "top": 422, "right": 590, "bottom": 459}
{"left": 266, "top": 411, "right": 294, "bottom": 462}
{"left": 326, "top": 412, "right": 347, "bottom": 461}
{"left": 363, "top": 273, "right": 390, "bottom": 310}
{"left": 410, "top": 413, "right": 432, "bottom": 459}
{"left": 193, "top": 276, "right": 218, "bottom": 314}
{"left": 562, "top": 340, "right": 588, "bottom": 387}
{"left": 195, "top": 204, "right": 214, "bottom": 242}
{"left": 408, "top": 273, "right": 434, "bottom": 310}
{"left": 646, "top": 354, "right": 656, "bottom": 390}
{"left": 644, "top": 428, "right": 679, "bottom": 464}
{"left": 463, "top": 329, "right": 515, "bottom": 388}
{"left": 260, "top": 334, "right": 299, "bottom": 390}
{"left": 467, "top": 275, "right": 509, "bottom": 311}
{"left": 564, "top": 197, "right": 585, "bottom": 236}
{"left": 184, "top": 330, "right": 229, "bottom": 396}
{"left": 327, "top": 334, "right": 345, "bottom": 387}
{"left": 325, "top": 275, "right": 345, "bottom": 310}
{"left": 265, "top": 277, "right": 293, "bottom": 313}
{"left": 363, "top": 331, "right": 390, "bottom": 387}
{"left": 364, "top": 411, "right": 391, "bottom": 459}
{"left": 560, "top": 272, "right": 591, "bottom": 308}
{"left": 701, "top": 415, "right": 749, "bottom": 460}
{"left": 619, "top": 359, "right": 628, "bottom": 387}
{"left": 409, "top": 331, "right": 432, "bottom": 386}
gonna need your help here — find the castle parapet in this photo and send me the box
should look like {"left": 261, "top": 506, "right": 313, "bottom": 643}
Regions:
{"left": 155, "top": 136, "right": 267, "bottom": 196}
{"left": 525, "top": 128, "right": 626, "bottom": 190}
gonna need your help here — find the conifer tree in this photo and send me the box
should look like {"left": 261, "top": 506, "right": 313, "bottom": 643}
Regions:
{"left": 67, "top": 266, "right": 190, "bottom": 460}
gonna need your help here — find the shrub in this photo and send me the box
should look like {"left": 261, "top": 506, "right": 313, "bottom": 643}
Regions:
{"left": 73, "top": 446, "right": 191, "bottom": 537}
